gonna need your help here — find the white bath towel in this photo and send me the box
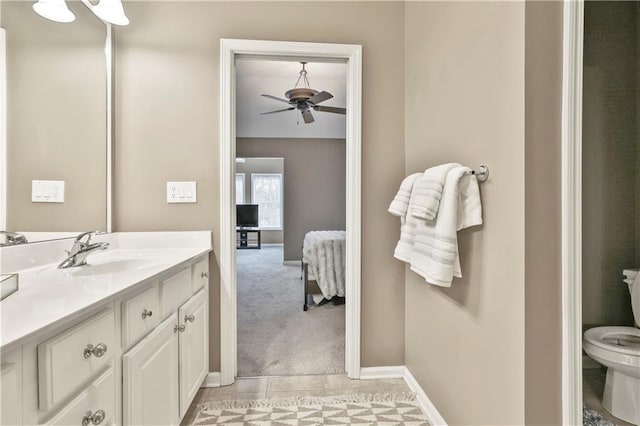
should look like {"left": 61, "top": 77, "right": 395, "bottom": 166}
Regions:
{"left": 410, "top": 163, "right": 460, "bottom": 221}
{"left": 393, "top": 166, "right": 482, "bottom": 287}
{"left": 388, "top": 173, "right": 423, "bottom": 218}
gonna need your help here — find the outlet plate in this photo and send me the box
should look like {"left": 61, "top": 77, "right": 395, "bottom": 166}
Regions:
{"left": 32, "top": 180, "right": 64, "bottom": 203}
{"left": 167, "top": 181, "right": 197, "bottom": 203}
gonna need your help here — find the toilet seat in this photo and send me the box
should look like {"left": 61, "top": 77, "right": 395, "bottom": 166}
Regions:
{"left": 584, "top": 326, "right": 640, "bottom": 356}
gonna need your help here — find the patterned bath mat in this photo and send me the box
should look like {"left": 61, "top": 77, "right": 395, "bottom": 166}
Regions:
{"left": 583, "top": 405, "right": 614, "bottom": 426}
{"left": 192, "top": 392, "right": 430, "bottom": 425}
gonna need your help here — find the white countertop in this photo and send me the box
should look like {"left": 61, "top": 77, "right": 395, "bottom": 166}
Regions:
{"left": 0, "top": 232, "right": 212, "bottom": 351}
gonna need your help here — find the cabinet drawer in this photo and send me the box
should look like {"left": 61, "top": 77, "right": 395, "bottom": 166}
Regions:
{"left": 43, "top": 367, "right": 115, "bottom": 426}
{"left": 122, "top": 284, "right": 161, "bottom": 349}
{"left": 191, "top": 258, "right": 208, "bottom": 292}
{"left": 38, "top": 308, "right": 115, "bottom": 411}
{"left": 161, "top": 268, "right": 191, "bottom": 314}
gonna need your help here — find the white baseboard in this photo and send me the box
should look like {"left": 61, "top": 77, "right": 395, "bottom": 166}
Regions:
{"left": 361, "top": 366, "right": 447, "bottom": 426}
{"left": 201, "top": 372, "right": 221, "bottom": 388}
{"left": 402, "top": 367, "right": 447, "bottom": 426}
{"left": 283, "top": 260, "right": 301, "bottom": 266}
{"left": 359, "top": 366, "right": 405, "bottom": 379}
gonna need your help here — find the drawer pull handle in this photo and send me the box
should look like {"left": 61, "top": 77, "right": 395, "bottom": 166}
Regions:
{"left": 83, "top": 343, "right": 108, "bottom": 359}
{"left": 174, "top": 324, "right": 186, "bottom": 333}
{"left": 82, "top": 409, "right": 106, "bottom": 426}
{"left": 141, "top": 309, "right": 153, "bottom": 319}
{"left": 201, "top": 271, "right": 209, "bottom": 278}
{"left": 185, "top": 314, "right": 195, "bottom": 323}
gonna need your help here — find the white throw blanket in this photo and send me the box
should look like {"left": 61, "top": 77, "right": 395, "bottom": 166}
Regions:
{"left": 303, "top": 231, "right": 346, "bottom": 299}
{"left": 410, "top": 163, "right": 460, "bottom": 220}
{"left": 392, "top": 166, "right": 483, "bottom": 287}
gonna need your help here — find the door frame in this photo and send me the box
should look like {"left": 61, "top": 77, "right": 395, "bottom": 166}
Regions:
{"left": 561, "top": 0, "right": 584, "bottom": 424}
{"left": 219, "top": 39, "right": 362, "bottom": 385}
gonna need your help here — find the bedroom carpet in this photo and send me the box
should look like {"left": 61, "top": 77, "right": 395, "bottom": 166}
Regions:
{"left": 237, "top": 244, "right": 345, "bottom": 377}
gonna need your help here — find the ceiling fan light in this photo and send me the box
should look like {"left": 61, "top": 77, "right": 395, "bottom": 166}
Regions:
{"left": 32, "top": 0, "right": 75, "bottom": 23}
{"left": 90, "top": 0, "right": 129, "bottom": 26}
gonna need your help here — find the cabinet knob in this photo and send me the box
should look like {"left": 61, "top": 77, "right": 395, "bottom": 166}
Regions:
{"left": 141, "top": 309, "right": 153, "bottom": 319}
{"left": 83, "top": 343, "right": 108, "bottom": 359}
{"left": 82, "top": 409, "right": 106, "bottom": 426}
{"left": 174, "top": 324, "right": 186, "bottom": 333}
{"left": 201, "top": 271, "right": 209, "bottom": 278}
{"left": 185, "top": 314, "right": 195, "bottom": 323}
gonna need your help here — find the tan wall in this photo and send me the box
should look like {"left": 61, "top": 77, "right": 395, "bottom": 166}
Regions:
{"left": 524, "top": 2, "right": 563, "bottom": 424}
{"left": 2, "top": 1, "right": 106, "bottom": 232}
{"left": 582, "top": 1, "right": 638, "bottom": 328}
{"left": 113, "top": 1, "right": 406, "bottom": 370}
{"left": 404, "top": 2, "right": 525, "bottom": 424}
{"left": 237, "top": 138, "right": 345, "bottom": 261}
{"left": 236, "top": 157, "right": 284, "bottom": 245}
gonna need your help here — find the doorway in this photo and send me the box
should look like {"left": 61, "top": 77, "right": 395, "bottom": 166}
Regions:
{"left": 218, "top": 39, "right": 362, "bottom": 386}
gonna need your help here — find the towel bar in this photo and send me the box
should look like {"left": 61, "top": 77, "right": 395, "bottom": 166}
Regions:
{"left": 467, "top": 165, "right": 489, "bottom": 182}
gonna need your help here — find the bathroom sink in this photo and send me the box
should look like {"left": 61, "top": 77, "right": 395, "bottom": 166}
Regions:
{"left": 67, "top": 259, "right": 154, "bottom": 277}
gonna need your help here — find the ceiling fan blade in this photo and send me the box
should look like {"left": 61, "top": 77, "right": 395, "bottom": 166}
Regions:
{"left": 260, "top": 107, "right": 295, "bottom": 115}
{"left": 313, "top": 105, "right": 346, "bottom": 115}
{"left": 261, "top": 94, "right": 291, "bottom": 104}
{"left": 307, "top": 91, "right": 333, "bottom": 105}
{"left": 301, "top": 109, "right": 315, "bottom": 124}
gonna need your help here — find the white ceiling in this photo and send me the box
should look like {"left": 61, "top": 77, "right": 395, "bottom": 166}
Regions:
{"left": 235, "top": 58, "right": 347, "bottom": 139}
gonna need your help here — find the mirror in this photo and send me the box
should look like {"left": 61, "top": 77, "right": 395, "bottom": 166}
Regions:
{"left": 1, "top": 1, "right": 108, "bottom": 244}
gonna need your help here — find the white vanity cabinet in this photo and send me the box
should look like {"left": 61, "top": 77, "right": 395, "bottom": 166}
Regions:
{"left": 178, "top": 288, "right": 208, "bottom": 418}
{"left": 123, "top": 287, "right": 209, "bottom": 425}
{"left": 123, "top": 313, "right": 180, "bottom": 425}
{"left": 0, "top": 248, "right": 210, "bottom": 426}
{"left": 1, "top": 350, "right": 22, "bottom": 426}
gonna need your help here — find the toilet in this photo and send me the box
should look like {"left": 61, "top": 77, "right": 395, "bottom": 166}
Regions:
{"left": 583, "top": 268, "right": 640, "bottom": 425}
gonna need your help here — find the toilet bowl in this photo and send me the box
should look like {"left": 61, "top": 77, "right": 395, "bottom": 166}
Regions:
{"left": 583, "top": 327, "right": 640, "bottom": 425}
{"left": 583, "top": 269, "right": 640, "bottom": 425}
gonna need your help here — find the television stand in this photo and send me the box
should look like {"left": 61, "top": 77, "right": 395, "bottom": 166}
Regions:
{"left": 236, "top": 228, "right": 261, "bottom": 249}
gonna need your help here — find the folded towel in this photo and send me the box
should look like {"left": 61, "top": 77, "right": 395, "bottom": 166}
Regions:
{"left": 393, "top": 166, "right": 483, "bottom": 287}
{"left": 410, "top": 163, "right": 460, "bottom": 220}
{"left": 624, "top": 278, "right": 635, "bottom": 285}
{"left": 388, "top": 173, "right": 423, "bottom": 217}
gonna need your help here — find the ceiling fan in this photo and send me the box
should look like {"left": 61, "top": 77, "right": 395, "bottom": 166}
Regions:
{"left": 260, "top": 62, "right": 346, "bottom": 124}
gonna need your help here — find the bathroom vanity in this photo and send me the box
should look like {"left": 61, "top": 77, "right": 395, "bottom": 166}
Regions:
{"left": 0, "top": 231, "right": 212, "bottom": 425}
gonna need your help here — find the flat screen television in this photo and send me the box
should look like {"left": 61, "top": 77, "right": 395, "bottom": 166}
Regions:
{"left": 236, "top": 204, "right": 259, "bottom": 228}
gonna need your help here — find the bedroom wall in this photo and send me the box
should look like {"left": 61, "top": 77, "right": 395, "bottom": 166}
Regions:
{"left": 236, "top": 157, "right": 284, "bottom": 245}
{"left": 404, "top": 2, "right": 526, "bottom": 424}
{"left": 237, "top": 138, "right": 345, "bottom": 261}
{"left": 113, "top": 1, "right": 406, "bottom": 370}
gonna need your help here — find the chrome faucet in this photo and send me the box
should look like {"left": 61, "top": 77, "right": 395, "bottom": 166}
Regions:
{"left": 58, "top": 231, "right": 109, "bottom": 269}
{"left": 0, "top": 231, "right": 28, "bottom": 246}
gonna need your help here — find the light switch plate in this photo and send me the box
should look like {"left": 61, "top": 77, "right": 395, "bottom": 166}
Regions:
{"left": 32, "top": 180, "right": 64, "bottom": 203}
{"left": 167, "top": 181, "right": 197, "bottom": 203}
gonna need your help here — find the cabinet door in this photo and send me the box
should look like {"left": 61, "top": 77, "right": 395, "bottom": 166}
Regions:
{"left": 178, "top": 289, "right": 208, "bottom": 418}
{"left": 1, "top": 361, "right": 21, "bottom": 425}
{"left": 123, "top": 313, "right": 179, "bottom": 426}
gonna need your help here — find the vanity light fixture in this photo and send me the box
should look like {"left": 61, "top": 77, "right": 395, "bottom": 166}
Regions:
{"left": 88, "top": 0, "right": 129, "bottom": 26}
{"left": 32, "top": 0, "right": 129, "bottom": 26}
{"left": 32, "top": 0, "right": 76, "bottom": 23}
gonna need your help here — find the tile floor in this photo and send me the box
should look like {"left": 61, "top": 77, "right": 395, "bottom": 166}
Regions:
{"left": 583, "top": 367, "right": 635, "bottom": 426}
{"left": 181, "top": 374, "right": 411, "bottom": 425}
